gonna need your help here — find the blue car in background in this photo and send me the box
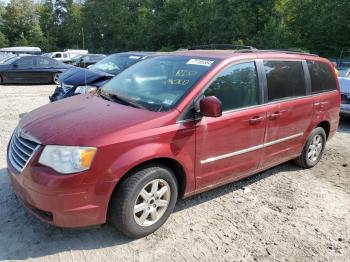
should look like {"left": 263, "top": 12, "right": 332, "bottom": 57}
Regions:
{"left": 49, "top": 52, "right": 154, "bottom": 102}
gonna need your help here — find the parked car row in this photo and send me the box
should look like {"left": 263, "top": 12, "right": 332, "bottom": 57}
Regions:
{"left": 49, "top": 52, "right": 153, "bottom": 101}
{"left": 6, "top": 46, "right": 341, "bottom": 238}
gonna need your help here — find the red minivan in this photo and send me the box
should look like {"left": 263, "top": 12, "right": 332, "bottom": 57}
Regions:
{"left": 7, "top": 48, "right": 340, "bottom": 238}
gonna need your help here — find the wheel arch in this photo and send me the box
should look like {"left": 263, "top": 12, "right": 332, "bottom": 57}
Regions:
{"left": 106, "top": 157, "right": 189, "bottom": 218}
{"left": 316, "top": 120, "right": 330, "bottom": 140}
{"left": 113, "top": 157, "right": 187, "bottom": 198}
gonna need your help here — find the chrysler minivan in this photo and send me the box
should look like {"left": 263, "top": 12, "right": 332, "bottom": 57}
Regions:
{"left": 7, "top": 48, "right": 340, "bottom": 238}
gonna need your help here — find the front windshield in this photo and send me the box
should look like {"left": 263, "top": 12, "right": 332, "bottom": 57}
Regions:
{"left": 101, "top": 56, "right": 218, "bottom": 111}
{"left": 90, "top": 54, "right": 144, "bottom": 75}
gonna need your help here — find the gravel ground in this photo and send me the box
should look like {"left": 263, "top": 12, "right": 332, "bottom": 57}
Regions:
{"left": 0, "top": 85, "right": 349, "bottom": 262}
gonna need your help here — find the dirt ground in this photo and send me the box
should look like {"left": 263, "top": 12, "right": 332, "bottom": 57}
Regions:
{"left": 0, "top": 85, "right": 349, "bottom": 262}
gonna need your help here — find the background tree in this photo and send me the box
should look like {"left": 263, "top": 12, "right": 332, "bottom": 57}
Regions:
{"left": 2, "top": 0, "right": 46, "bottom": 47}
{"left": 0, "top": 0, "right": 349, "bottom": 57}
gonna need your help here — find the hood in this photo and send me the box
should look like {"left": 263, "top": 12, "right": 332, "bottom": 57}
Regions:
{"left": 59, "top": 67, "right": 114, "bottom": 86}
{"left": 338, "top": 77, "right": 350, "bottom": 93}
{"left": 19, "top": 95, "right": 169, "bottom": 146}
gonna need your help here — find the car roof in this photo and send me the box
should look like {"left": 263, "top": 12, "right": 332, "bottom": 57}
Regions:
{"left": 158, "top": 49, "right": 321, "bottom": 61}
{"left": 0, "top": 46, "right": 41, "bottom": 52}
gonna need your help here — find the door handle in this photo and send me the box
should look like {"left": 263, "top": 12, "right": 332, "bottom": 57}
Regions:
{"left": 314, "top": 102, "right": 327, "bottom": 109}
{"left": 249, "top": 116, "right": 264, "bottom": 125}
{"left": 268, "top": 111, "right": 281, "bottom": 120}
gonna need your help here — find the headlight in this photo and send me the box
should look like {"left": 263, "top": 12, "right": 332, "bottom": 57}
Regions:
{"left": 61, "top": 82, "right": 74, "bottom": 92}
{"left": 39, "top": 145, "right": 97, "bottom": 174}
{"left": 75, "top": 85, "right": 97, "bottom": 94}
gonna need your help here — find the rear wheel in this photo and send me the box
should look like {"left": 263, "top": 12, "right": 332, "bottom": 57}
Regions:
{"left": 53, "top": 72, "right": 60, "bottom": 85}
{"left": 0, "top": 75, "right": 3, "bottom": 84}
{"left": 294, "top": 127, "right": 326, "bottom": 168}
{"left": 109, "top": 165, "right": 178, "bottom": 238}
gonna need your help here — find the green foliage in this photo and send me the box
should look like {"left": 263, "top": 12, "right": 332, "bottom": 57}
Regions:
{"left": 0, "top": 32, "right": 9, "bottom": 47}
{"left": 2, "top": 0, "right": 45, "bottom": 47}
{"left": 0, "top": 0, "right": 348, "bottom": 57}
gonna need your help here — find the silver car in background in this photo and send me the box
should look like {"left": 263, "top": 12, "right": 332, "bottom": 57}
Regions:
{"left": 338, "top": 77, "right": 350, "bottom": 116}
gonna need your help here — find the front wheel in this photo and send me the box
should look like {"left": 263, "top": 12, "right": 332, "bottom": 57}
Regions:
{"left": 294, "top": 127, "right": 326, "bottom": 168}
{"left": 52, "top": 72, "right": 61, "bottom": 85}
{"left": 109, "top": 165, "right": 178, "bottom": 238}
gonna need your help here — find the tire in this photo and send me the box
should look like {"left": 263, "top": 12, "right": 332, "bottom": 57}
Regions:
{"left": 109, "top": 164, "right": 178, "bottom": 238}
{"left": 0, "top": 75, "right": 3, "bottom": 84}
{"left": 53, "top": 72, "right": 61, "bottom": 85}
{"left": 294, "top": 127, "right": 327, "bottom": 168}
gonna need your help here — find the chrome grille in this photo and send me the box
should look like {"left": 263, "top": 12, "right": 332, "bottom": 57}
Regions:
{"left": 341, "top": 93, "right": 350, "bottom": 105}
{"left": 8, "top": 129, "right": 39, "bottom": 173}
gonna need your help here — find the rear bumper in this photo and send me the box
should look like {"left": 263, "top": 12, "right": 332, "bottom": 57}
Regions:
{"left": 7, "top": 159, "right": 112, "bottom": 228}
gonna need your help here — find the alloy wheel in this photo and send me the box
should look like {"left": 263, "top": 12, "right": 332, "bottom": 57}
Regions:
{"left": 53, "top": 73, "right": 60, "bottom": 84}
{"left": 133, "top": 179, "right": 171, "bottom": 227}
{"left": 307, "top": 134, "right": 323, "bottom": 162}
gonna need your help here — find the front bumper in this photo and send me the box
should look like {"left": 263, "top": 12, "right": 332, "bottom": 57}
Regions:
{"left": 7, "top": 152, "right": 112, "bottom": 228}
{"left": 49, "top": 86, "right": 77, "bottom": 102}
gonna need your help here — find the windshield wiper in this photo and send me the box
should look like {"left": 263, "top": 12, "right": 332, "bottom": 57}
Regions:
{"left": 109, "top": 93, "right": 147, "bottom": 109}
{"left": 98, "top": 89, "right": 146, "bottom": 109}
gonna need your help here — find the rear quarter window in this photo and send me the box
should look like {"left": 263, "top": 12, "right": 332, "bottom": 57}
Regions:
{"left": 264, "top": 61, "right": 306, "bottom": 102}
{"left": 307, "top": 61, "right": 337, "bottom": 94}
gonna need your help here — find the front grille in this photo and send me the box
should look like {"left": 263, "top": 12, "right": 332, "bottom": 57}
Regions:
{"left": 341, "top": 93, "right": 350, "bottom": 104}
{"left": 8, "top": 129, "right": 39, "bottom": 173}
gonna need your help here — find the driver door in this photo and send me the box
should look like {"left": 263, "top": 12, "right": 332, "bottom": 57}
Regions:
{"left": 195, "top": 61, "right": 267, "bottom": 190}
{"left": 7, "top": 57, "right": 36, "bottom": 83}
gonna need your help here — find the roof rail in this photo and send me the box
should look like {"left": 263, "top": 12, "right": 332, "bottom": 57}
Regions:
{"left": 189, "top": 44, "right": 257, "bottom": 51}
{"left": 257, "top": 49, "right": 319, "bottom": 56}
{"left": 187, "top": 45, "right": 318, "bottom": 56}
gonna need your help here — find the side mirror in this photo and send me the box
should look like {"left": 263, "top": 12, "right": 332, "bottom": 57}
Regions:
{"left": 199, "top": 96, "right": 222, "bottom": 117}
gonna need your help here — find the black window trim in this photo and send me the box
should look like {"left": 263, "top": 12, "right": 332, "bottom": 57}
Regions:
{"left": 176, "top": 58, "right": 338, "bottom": 124}
{"left": 259, "top": 59, "right": 309, "bottom": 104}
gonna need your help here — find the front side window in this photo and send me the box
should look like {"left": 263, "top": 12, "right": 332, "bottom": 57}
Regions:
{"left": 54, "top": 53, "right": 62, "bottom": 58}
{"left": 15, "top": 57, "right": 34, "bottom": 68}
{"left": 307, "top": 61, "right": 337, "bottom": 93}
{"left": 204, "top": 62, "right": 258, "bottom": 111}
{"left": 264, "top": 61, "right": 306, "bottom": 102}
{"left": 101, "top": 56, "right": 218, "bottom": 111}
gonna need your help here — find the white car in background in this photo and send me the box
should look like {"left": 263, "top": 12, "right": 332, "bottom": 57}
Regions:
{"left": 44, "top": 50, "right": 88, "bottom": 64}
{"left": 338, "top": 77, "right": 350, "bottom": 116}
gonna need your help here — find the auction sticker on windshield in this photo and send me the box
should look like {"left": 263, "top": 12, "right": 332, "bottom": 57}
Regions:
{"left": 186, "top": 59, "right": 214, "bottom": 67}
